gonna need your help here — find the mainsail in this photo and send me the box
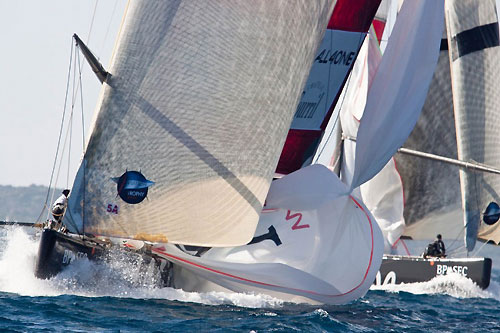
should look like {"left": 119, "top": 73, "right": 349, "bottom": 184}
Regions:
{"left": 65, "top": 1, "right": 335, "bottom": 246}
{"left": 392, "top": 0, "right": 500, "bottom": 254}
{"left": 446, "top": 0, "right": 500, "bottom": 251}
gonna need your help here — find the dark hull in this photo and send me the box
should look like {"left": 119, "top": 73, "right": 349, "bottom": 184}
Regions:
{"left": 34, "top": 228, "right": 173, "bottom": 285}
{"left": 375, "top": 255, "right": 492, "bottom": 289}
{"left": 35, "top": 229, "right": 105, "bottom": 279}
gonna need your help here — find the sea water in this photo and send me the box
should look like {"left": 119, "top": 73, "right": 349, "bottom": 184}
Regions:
{"left": 0, "top": 227, "right": 499, "bottom": 332}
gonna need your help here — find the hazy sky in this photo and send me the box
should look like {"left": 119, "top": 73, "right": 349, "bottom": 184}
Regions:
{"left": 0, "top": 0, "right": 127, "bottom": 187}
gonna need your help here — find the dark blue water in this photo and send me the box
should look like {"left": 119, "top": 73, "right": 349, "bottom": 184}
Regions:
{"left": 1, "top": 227, "right": 499, "bottom": 332}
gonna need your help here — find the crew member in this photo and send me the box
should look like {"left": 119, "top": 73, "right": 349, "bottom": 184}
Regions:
{"left": 434, "top": 234, "right": 446, "bottom": 257}
{"left": 423, "top": 234, "right": 446, "bottom": 258}
{"left": 52, "top": 189, "right": 70, "bottom": 223}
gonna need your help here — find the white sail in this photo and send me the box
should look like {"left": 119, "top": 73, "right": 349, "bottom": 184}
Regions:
{"left": 337, "top": 0, "right": 443, "bottom": 253}
{"left": 351, "top": 0, "right": 444, "bottom": 190}
{"left": 446, "top": 0, "right": 500, "bottom": 251}
{"left": 343, "top": 0, "right": 443, "bottom": 250}
{"left": 258, "top": 0, "right": 443, "bottom": 302}
{"left": 157, "top": 164, "right": 384, "bottom": 305}
{"left": 339, "top": 28, "right": 383, "bottom": 189}
{"left": 65, "top": 0, "right": 335, "bottom": 246}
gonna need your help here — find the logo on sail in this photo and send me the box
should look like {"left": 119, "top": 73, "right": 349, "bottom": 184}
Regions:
{"left": 483, "top": 202, "right": 500, "bottom": 225}
{"left": 111, "top": 170, "right": 155, "bottom": 204}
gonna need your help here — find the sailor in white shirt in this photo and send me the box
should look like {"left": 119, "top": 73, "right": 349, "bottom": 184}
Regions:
{"left": 52, "top": 189, "right": 70, "bottom": 222}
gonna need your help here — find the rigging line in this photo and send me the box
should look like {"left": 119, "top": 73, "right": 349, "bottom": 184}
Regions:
{"left": 76, "top": 48, "right": 86, "bottom": 237}
{"left": 51, "top": 46, "right": 83, "bottom": 235}
{"left": 71, "top": 0, "right": 100, "bottom": 95}
{"left": 397, "top": 148, "right": 500, "bottom": 175}
{"left": 48, "top": 46, "right": 80, "bottom": 220}
{"left": 36, "top": 39, "right": 74, "bottom": 223}
{"left": 77, "top": 50, "right": 86, "bottom": 151}
{"left": 447, "top": 245, "right": 467, "bottom": 256}
{"left": 445, "top": 223, "right": 467, "bottom": 254}
{"left": 52, "top": 113, "right": 73, "bottom": 205}
{"left": 67, "top": 107, "right": 73, "bottom": 188}
{"left": 71, "top": 44, "right": 80, "bottom": 112}
{"left": 448, "top": 248, "right": 468, "bottom": 258}
{"left": 51, "top": 43, "right": 80, "bottom": 209}
{"left": 67, "top": 44, "right": 78, "bottom": 189}
{"left": 86, "top": 0, "right": 100, "bottom": 46}
{"left": 471, "top": 239, "right": 493, "bottom": 257}
{"left": 100, "top": 0, "right": 119, "bottom": 58}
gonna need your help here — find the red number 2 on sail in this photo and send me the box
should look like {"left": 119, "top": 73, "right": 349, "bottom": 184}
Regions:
{"left": 285, "top": 210, "right": 310, "bottom": 230}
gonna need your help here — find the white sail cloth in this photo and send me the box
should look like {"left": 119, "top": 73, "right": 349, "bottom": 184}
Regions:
{"left": 65, "top": 0, "right": 335, "bottom": 246}
{"left": 445, "top": 0, "right": 500, "bottom": 251}
{"left": 350, "top": 0, "right": 443, "bottom": 249}
{"left": 310, "top": 1, "right": 443, "bottom": 252}
{"left": 253, "top": 0, "right": 443, "bottom": 302}
{"left": 351, "top": 0, "right": 444, "bottom": 190}
{"left": 153, "top": 164, "right": 383, "bottom": 305}
{"left": 339, "top": 28, "right": 405, "bottom": 252}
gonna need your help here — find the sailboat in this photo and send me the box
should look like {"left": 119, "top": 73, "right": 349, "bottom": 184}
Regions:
{"left": 369, "top": 0, "right": 499, "bottom": 289}
{"left": 33, "top": 0, "right": 392, "bottom": 305}
{"left": 33, "top": 0, "right": 448, "bottom": 304}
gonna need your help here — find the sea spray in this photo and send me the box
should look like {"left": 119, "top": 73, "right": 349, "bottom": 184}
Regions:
{"left": 1, "top": 228, "right": 500, "bottom": 331}
{"left": 0, "top": 226, "right": 59, "bottom": 296}
{"left": 0, "top": 226, "right": 282, "bottom": 308}
{"left": 370, "top": 272, "right": 499, "bottom": 299}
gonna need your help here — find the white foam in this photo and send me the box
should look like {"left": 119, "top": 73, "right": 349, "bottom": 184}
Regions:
{"left": 371, "top": 272, "right": 500, "bottom": 300}
{"left": 0, "top": 227, "right": 282, "bottom": 308}
{"left": 314, "top": 308, "right": 330, "bottom": 318}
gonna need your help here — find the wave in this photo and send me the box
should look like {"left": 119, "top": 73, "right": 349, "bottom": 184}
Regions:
{"left": 0, "top": 227, "right": 282, "bottom": 308}
{"left": 370, "top": 272, "right": 500, "bottom": 300}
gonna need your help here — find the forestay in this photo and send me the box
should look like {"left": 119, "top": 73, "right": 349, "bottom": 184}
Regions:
{"left": 445, "top": 0, "right": 500, "bottom": 251}
{"left": 64, "top": 0, "right": 335, "bottom": 246}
